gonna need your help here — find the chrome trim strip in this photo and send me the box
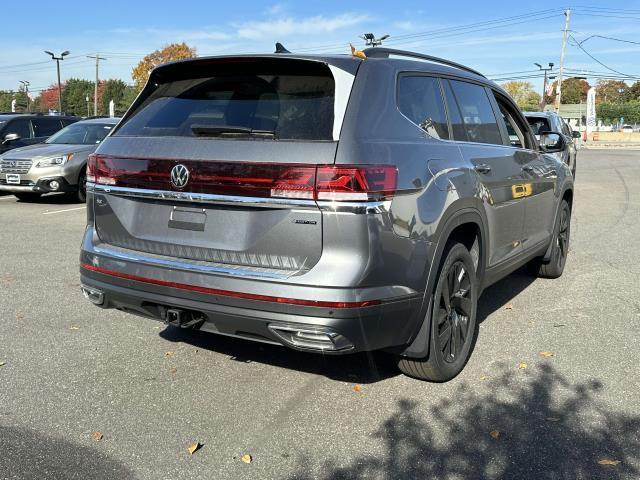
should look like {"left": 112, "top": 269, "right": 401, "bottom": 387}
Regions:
{"left": 92, "top": 244, "right": 295, "bottom": 280}
{"left": 88, "top": 183, "right": 317, "bottom": 209}
{"left": 87, "top": 183, "right": 390, "bottom": 213}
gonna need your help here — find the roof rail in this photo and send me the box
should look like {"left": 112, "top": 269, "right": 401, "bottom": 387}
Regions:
{"left": 362, "top": 47, "right": 486, "bottom": 79}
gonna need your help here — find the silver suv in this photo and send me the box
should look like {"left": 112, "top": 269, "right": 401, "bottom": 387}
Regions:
{"left": 80, "top": 48, "right": 573, "bottom": 381}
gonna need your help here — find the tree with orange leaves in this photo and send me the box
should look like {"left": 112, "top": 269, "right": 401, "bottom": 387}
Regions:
{"left": 131, "top": 43, "right": 197, "bottom": 91}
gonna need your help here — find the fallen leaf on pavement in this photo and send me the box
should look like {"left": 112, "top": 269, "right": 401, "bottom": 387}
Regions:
{"left": 165, "top": 351, "right": 175, "bottom": 358}
{"left": 504, "top": 304, "right": 514, "bottom": 310}
{"left": 169, "top": 367, "right": 178, "bottom": 374}
{"left": 0, "top": 362, "right": 5, "bottom": 367}
{"left": 187, "top": 442, "right": 202, "bottom": 455}
{"left": 489, "top": 430, "right": 500, "bottom": 439}
{"left": 546, "top": 417, "right": 561, "bottom": 422}
{"left": 597, "top": 458, "right": 621, "bottom": 466}
{"left": 69, "top": 326, "right": 80, "bottom": 330}
{"left": 518, "top": 362, "right": 527, "bottom": 370}
{"left": 353, "top": 384, "right": 362, "bottom": 392}
{"left": 241, "top": 454, "right": 252, "bottom": 464}
{"left": 92, "top": 431, "right": 103, "bottom": 441}
{"left": 539, "top": 351, "right": 554, "bottom": 358}
{"left": 480, "top": 375, "right": 490, "bottom": 381}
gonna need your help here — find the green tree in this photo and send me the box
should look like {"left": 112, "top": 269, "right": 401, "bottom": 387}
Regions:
{"left": 501, "top": 81, "right": 541, "bottom": 111}
{"left": 61, "top": 78, "right": 95, "bottom": 116}
{"left": 596, "top": 101, "right": 640, "bottom": 124}
{"left": 0, "top": 91, "right": 14, "bottom": 111}
{"left": 628, "top": 81, "right": 640, "bottom": 101}
{"left": 596, "top": 80, "right": 629, "bottom": 104}
{"left": 544, "top": 77, "right": 590, "bottom": 105}
{"left": 100, "top": 79, "right": 127, "bottom": 115}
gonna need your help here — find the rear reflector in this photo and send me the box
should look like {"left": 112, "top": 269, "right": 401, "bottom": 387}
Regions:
{"left": 80, "top": 262, "right": 381, "bottom": 309}
{"left": 87, "top": 155, "right": 397, "bottom": 201}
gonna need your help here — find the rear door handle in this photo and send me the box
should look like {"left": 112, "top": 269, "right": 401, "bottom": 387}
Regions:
{"left": 474, "top": 164, "right": 492, "bottom": 174}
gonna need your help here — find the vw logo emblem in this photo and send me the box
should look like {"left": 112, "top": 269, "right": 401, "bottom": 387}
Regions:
{"left": 9, "top": 161, "right": 16, "bottom": 167}
{"left": 170, "top": 164, "right": 190, "bottom": 189}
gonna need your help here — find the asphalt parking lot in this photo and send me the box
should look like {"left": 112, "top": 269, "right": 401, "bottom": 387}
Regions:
{"left": 0, "top": 149, "right": 638, "bottom": 480}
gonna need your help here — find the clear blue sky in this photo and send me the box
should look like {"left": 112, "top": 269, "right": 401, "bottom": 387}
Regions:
{"left": 1, "top": 0, "right": 640, "bottom": 94}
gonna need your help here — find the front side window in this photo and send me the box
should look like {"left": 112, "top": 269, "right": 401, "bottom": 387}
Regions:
{"left": 6, "top": 118, "right": 31, "bottom": 139}
{"left": 448, "top": 80, "right": 503, "bottom": 145}
{"left": 494, "top": 94, "right": 531, "bottom": 150}
{"left": 397, "top": 75, "right": 449, "bottom": 139}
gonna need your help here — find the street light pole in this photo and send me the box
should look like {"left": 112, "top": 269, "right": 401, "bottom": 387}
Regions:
{"left": 534, "top": 62, "right": 554, "bottom": 110}
{"left": 44, "top": 50, "right": 70, "bottom": 114}
{"left": 19, "top": 80, "right": 30, "bottom": 112}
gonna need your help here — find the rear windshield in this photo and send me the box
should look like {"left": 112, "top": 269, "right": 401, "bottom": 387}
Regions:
{"left": 116, "top": 66, "right": 336, "bottom": 141}
{"left": 526, "top": 116, "right": 551, "bottom": 135}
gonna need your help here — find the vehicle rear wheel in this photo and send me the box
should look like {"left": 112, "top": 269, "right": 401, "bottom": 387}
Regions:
{"left": 14, "top": 192, "right": 42, "bottom": 202}
{"left": 527, "top": 199, "right": 571, "bottom": 279}
{"left": 397, "top": 242, "right": 479, "bottom": 382}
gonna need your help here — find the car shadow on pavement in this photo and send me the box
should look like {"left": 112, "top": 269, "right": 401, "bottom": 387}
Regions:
{"left": 160, "top": 326, "right": 400, "bottom": 384}
{"left": 477, "top": 268, "right": 536, "bottom": 324}
{"left": 160, "top": 269, "right": 539, "bottom": 384}
{"left": 286, "top": 363, "right": 640, "bottom": 480}
{"left": 13, "top": 193, "right": 82, "bottom": 204}
{"left": 0, "top": 425, "right": 136, "bottom": 479}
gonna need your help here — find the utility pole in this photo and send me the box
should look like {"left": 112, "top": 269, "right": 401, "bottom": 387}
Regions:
{"left": 534, "top": 62, "right": 554, "bottom": 110}
{"left": 87, "top": 53, "right": 107, "bottom": 116}
{"left": 45, "top": 50, "right": 70, "bottom": 114}
{"left": 555, "top": 9, "right": 571, "bottom": 113}
{"left": 19, "top": 80, "right": 30, "bottom": 112}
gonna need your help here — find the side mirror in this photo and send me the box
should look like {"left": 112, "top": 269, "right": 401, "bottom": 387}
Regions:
{"left": 539, "top": 132, "right": 565, "bottom": 153}
{"left": 572, "top": 130, "right": 582, "bottom": 139}
{"left": 2, "top": 133, "right": 20, "bottom": 145}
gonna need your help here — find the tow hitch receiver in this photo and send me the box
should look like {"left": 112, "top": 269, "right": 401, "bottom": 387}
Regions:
{"left": 163, "top": 308, "right": 205, "bottom": 329}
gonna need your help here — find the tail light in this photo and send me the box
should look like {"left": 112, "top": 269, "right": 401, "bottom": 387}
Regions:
{"left": 87, "top": 155, "right": 397, "bottom": 202}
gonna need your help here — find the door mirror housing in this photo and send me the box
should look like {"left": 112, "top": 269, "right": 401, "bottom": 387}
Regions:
{"left": 2, "top": 133, "right": 20, "bottom": 145}
{"left": 539, "top": 131, "right": 565, "bottom": 153}
{"left": 571, "top": 130, "right": 582, "bottom": 139}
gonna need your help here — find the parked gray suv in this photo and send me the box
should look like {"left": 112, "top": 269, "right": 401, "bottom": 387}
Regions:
{"left": 79, "top": 48, "right": 573, "bottom": 381}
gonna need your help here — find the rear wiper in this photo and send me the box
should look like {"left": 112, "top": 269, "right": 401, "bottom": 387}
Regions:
{"left": 191, "top": 125, "right": 275, "bottom": 138}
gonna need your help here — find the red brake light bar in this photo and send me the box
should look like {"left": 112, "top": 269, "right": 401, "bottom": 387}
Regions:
{"left": 80, "top": 262, "right": 380, "bottom": 308}
{"left": 87, "top": 155, "right": 397, "bottom": 201}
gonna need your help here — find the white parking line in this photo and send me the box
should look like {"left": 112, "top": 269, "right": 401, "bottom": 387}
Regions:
{"left": 0, "top": 195, "right": 16, "bottom": 201}
{"left": 42, "top": 206, "right": 87, "bottom": 215}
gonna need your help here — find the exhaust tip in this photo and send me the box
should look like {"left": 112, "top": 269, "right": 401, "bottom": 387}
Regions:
{"left": 81, "top": 285, "right": 104, "bottom": 305}
{"left": 268, "top": 324, "right": 354, "bottom": 352}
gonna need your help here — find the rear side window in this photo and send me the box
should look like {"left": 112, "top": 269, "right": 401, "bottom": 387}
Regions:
{"left": 397, "top": 75, "right": 449, "bottom": 139}
{"left": 116, "top": 67, "right": 336, "bottom": 141}
{"left": 448, "top": 80, "right": 503, "bottom": 145}
{"left": 442, "top": 81, "right": 467, "bottom": 141}
{"left": 32, "top": 118, "right": 62, "bottom": 137}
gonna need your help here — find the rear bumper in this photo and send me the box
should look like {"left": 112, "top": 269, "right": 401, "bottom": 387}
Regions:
{"left": 80, "top": 267, "right": 422, "bottom": 354}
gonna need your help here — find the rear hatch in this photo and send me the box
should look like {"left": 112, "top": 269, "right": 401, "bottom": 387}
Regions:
{"left": 90, "top": 56, "right": 359, "bottom": 276}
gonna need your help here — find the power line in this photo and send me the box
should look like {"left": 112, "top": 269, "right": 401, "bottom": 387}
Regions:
{"left": 569, "top": 34, "right": 637, "bottom": 77}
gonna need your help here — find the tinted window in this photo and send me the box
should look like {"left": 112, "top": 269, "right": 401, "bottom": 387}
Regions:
{"left": 449, "top": 80, "right": 503, "bottom": 145}
{"left": 32, "top": 118, "right": 62, "bottom": 137}
{"left": 526, "top": 116, "right": 551, "bottom": 135}
{"left": 397, "top": 76, "right": 449, "bottom": 139}
{"left": 5, "top": 118, "right": 31, "bottom": 139}
{"left": 116, "top": 72, "right": 336, "bottom": 141}
{"left": 442, "top": 81, "right": 467, "bottom": 141}
{"left": 494, "top": 95, "right": 531, "bottom": 149}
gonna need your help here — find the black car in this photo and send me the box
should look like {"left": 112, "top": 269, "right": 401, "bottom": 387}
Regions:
{"left": 0, "top": 114, "right": 80, "bottom": 155}
{"left": 524, "top": 111, "right": 580, "bottom": 176}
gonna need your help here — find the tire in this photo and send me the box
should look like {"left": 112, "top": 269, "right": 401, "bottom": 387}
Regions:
{"left": 75, "top": 170, "right": 87, "bottom": 203}
{"left": 14, "top": 192, "right": 42, "bottom": 202}
{"left": 398, "top": 242, "right": 479, "bottom": 382}
{"left": 528, "top": 199, "right": 571, "bottom": 279}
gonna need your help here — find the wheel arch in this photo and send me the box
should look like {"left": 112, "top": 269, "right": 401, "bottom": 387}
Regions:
{"left": 399, "top": 203, "right": 488, "bottom": 359}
